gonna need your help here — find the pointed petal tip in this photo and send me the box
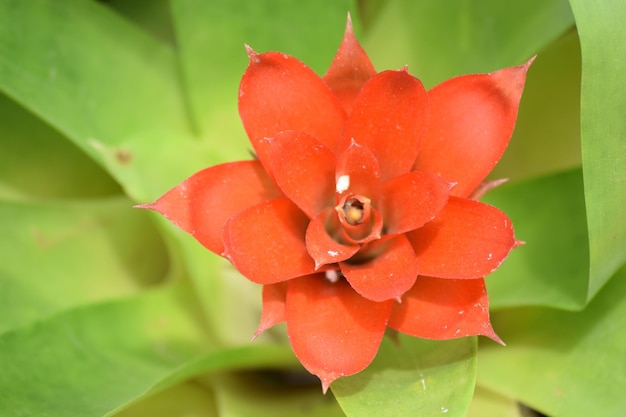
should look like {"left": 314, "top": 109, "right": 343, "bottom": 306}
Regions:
{"left": 250, "top": 327, "right": 265, "bottom": 342}
{"left": 514, "top": 239, "right": 526, "bottom": 248}
{"left": 523, "top": 55, "right": 538, "bottom": 70}
{"left": 133, "top": 202, "right": 154, "bottom": 210}
{"left": 320, "top": 377, "right": 335, "bottom": 394}
{"left": 244, "top": 44, "right": 260, "bottom": 63}
{"left": 489, "top": 332, "right": 506, "bottom": 346}
{"left": 483, "top": 324, "right": 505, "bottom": 346}
{"left": 345, "top": 11, "right": 353, "bottom": 31}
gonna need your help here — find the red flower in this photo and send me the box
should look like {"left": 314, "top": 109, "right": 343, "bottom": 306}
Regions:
{"left": 140, "top": 18, "right": 530, "bottom": 391}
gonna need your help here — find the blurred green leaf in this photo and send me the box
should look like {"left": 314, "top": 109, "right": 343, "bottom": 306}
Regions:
{"left": 114, "top": 382, "right": 217, "bottom": 417}
{"left": 204, "top": 371, "right": 345, "bottom": 417}
{"left": 0, "top": 0, "right": 209, "bottom": 201}
{"left": 0, "top": 197, "right": 168, "bottom": 334}
{"left": 569, "top": 0, "right": 626, "bottom": 300}
{"left": 482, "top": 169, "right": 588, "bottom": 310}
{"left": 0, "top": 91, "right": 121, "bottom": 200}
{"left": 477, "top": 263, "right": 626, "bottom": 417}
{"left": 363, "top": 0, "right": 574, "bottom": 88}
{"left": 105, "top": 0, "right": 177, "bottom": 46}
{"left": 0, "top": 285, "right": 212, "bottom": 417}
{"left": 332, "top": 336, "right": 476, "bottom": 417}
{"left": 0, "top": 280, "right": 299, "bottom": 417}
{"left": 466, "top": 386, "right": 522, "bottom": 417}
{"left": 170, "top": 0, "right": 356, "bottom": 162}
{"left": 175, "top": 240, "right": 275, "bottom": 347}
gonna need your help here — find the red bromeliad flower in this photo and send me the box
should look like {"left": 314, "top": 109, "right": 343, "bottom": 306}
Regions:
{"left": 141, "top": 19, "right": 530, "bottom": 392}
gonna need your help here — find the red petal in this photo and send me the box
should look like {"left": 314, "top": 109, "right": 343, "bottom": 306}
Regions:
{"left": 222, "top": 198, "right": 316, "bottom": 284}
{"left": 268, "top": 131, "right": 336, "bottom": 218}
{"left": 323, "top": 15, "right": 377, "bottom": 113}
{"left": 407, "top": 197, "right": 516, "bottom": 279}
{"left": 305, "top": 208, "right": 360, "bottom": 268}
{"left": 239, "top": 49, "right": 347, "bottom": 169}
{"left": 380, "top": 171, "right": 451, "bottom": 235}
{"left": 414, "top": 59, "right": 534, "bottom": 198}
{"left": 342, "top": 69, "right": 428, "bottom": 182}
{"left": 389, "top": 276, "right": 502, "bottom": 342}
{"left": 139, "top": 161, "right": 280, "bottom": 255}
{"left": 252, "top": 282, "right": 288, "bottom": 340}
{"left": 286, "top": 275, "right": 393, "bottom": 392}
{"left": 340, "top": 235, "right": 419, "bottom": 302}
{"left": 335, "top": 139, "right": 381, "bottom": 203}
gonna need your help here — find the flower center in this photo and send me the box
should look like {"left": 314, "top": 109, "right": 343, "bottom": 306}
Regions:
{"left": 342, "top": 197, "right": 366, "bottom": 225}
{"left": 333, "top": 193, "right": 382, "bottom": 244}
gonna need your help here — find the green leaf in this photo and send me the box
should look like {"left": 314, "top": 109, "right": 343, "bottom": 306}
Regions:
{"left": 466, "top": 386, "right": 522, "bottom": 417}
{"left": 204, "top": 371, "right": 345, "bottom": 417}
{"left": 0, "top": 91, "right": 121, "bottom": 200}
{"left": 568, "top": 0, "right": 626, "bottom": 300}
{"left": 477, "top": 263, "right": 626, "bottom": 417}
{"left": 104, "top": 0, "right": 177, "bottom": 46}
{"left": 0, "top": 285, "right": 212, "bottom": 417}
{"left": 482, "top": 169, "right": 588, "bottom": 310}
{"left": 0, "top": 0, "right": 207, "bottom": 201}
{"left": 332, "top": 336, "right": 477, "bottom": 417}
{"left": 0, "top": 197, "right": 168, "bottom": 334}
{"left": 114, "top": 382, "right": 217, "bottom": 417}
{"left": 363, "top": 0, "right": 574, "bottom": 88}
{"left": 170, "top": 0, "right": 356, "bottom": 160}
{"left": 0, "top": 278, "right": 300, "bottom": 417}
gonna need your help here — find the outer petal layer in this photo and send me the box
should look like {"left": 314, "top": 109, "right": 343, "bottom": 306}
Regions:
{"left": 239, "top": 49, "right": 346, "bottom": 168}
{"left": 340, "top": 235, "right": 419, "bottom": 302}
{"left": 268, "top": 131, "right": 336, "bottom": 218}
{"left": 252, "top": 282, "right": 288, "bottom": 339}
{"left": 323, "top": 15, "right": 377, "bottom": 113}
{"left": 407, "top": 197, "right": 516, "bottom": 279}
{"left": 388, "top": 276, "right": 501, "bottom": 342}
{"left": 139, "top": 161, "right": 280, "bottom": 255}
{"left": 414, "top": 59, "right": 533, "bottom": 197}
{"left": 343, "top": 69, "right": 428, "bottom": 182}
{"left": 286, "top": 275, "right": 393, "bottom": 392}
{"left": 380, "top": 171, "right": 450, "bottom": 235}
{"left": 222, "top": 198, "right": 317, "bottom": 284}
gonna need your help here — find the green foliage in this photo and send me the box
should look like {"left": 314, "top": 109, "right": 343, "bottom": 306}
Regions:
{"left": 333, "top": 336, "right": 477, "bottom": 417}
{"left": 569, "top": 0, "right": 626, "bottom": 299}
{"left": 478, "top": 264, "right": 626, "bottom": 417}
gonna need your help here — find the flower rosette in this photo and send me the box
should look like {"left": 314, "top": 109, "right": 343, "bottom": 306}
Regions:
{"left": 140, "top": 19, "right": 531, "bottom": 391}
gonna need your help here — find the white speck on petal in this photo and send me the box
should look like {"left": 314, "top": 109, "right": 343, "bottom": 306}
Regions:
{"left": 487, "top": 253, "right": 493, "bottom": 260}
{"left": 327, "top": 250, "right": 339, "bottom": 257}
{"left": 336, "top": 175, "right": 350, "bottom": 193}
{"left": 325, "top": 270, "right": 340, "bottom": 283}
